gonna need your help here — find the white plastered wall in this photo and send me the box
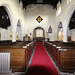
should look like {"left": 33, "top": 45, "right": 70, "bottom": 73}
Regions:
{"left": 55, "top": 0, "right": 75, "bottom": 42}
{"left": 25, "top": 4, "right": 55, "bottom": 41}
{"left": 0, "top": 0, "right": 75, "bottom": 42}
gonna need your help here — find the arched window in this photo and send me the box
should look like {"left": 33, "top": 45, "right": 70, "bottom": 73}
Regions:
{"left": 33, "top": 27, "right": 45, "bottom": 41}
{"left": 33, "top": 27, "right": 45, "bottom": 38}
{"left": 36, "top": 29, "right": 43, "bottom": 37}
{"left": 57, "top": 22, "right": 63, "bottom": 41}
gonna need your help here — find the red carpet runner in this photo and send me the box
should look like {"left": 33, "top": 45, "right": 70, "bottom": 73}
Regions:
{"left": 26, "top": 42, "right": 58, "bottom": 75}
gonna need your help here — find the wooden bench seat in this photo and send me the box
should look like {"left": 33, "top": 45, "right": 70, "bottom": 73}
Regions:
{"left": 0, "top": 41, "right": 35, "bottom": 72}
{"left": 0, "top": 48, "right": 26, "bottom": 72}
{"left": 44, "top": 41, "right": 75, "bottom": 73}
{"left": 58, "top": 49, "right": 75, "bottom": 72}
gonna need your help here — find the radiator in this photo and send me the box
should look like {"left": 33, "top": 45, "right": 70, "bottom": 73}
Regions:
{"left": 0, "top": 53, "right": 10, "bottom": 73}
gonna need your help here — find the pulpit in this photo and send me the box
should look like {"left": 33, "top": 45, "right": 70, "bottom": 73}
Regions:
{"left": 23, "top": 36, "right": 30, "bottom": 41}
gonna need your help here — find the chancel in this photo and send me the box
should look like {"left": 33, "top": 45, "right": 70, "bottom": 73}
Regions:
{"left": 0, "top": 0, "right": 75, "bottom": 75}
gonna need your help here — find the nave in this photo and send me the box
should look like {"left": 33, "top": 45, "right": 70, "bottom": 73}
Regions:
{"left": 26, "top": 42, "right": 58, "bottom": 75}
{"left": 0, "top": 0, "right": 75, "bottom": 75}
{"left": 0, "top": 41, "right": 75, "bottom": 75}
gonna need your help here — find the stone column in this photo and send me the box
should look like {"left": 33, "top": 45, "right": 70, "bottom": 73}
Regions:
{"left": 63, "top": 28, "right": 67, "bottom": 42}
{"left": 12, "top": 31, "right": 16, "bottom": 42}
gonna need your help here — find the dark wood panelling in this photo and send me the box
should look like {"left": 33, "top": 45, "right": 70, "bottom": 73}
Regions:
{"left": 44, "top": 41, "right": 75, "bottom": 73}
{"left": 0, "top": 41, "right": 35, "bottom": 72}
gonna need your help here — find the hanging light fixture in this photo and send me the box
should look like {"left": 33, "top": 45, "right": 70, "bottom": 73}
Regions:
{"left": 48, "top": 26, "right": 52, "bottom": 33}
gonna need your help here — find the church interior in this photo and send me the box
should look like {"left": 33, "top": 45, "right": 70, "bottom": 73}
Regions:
{"left": 0, "top": 0, "right": 75, "bottom": 75}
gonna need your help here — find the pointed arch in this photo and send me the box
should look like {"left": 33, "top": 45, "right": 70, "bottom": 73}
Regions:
{"left": 1, "top": 4, "right": 15, "bottom": 29}
{"left": 0, "top": 3, "right": 17, "bottom": 42}
{"left": 33, "top": 27, "right": 45, "bottom": 38}
{"left": 63, "top": 5, "right": 75, "bottom": 42}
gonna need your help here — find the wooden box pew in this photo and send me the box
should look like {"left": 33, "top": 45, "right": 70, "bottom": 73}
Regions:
{"left": 25, "top": 41, "right": 35, "bottom": 68}
{"left": 45, "top": 41, "right": 75, "bottom": 66}
{"left": 0, "top": 40, "right": 12, "bottom": 43}
{"left": 0, "top": 47, "right": 26, "bottom": 72}
{"left": 57, "top": 48, "right": 75, "bottom": 72}
{"left": 0, "top": 42, "right": 27, "bottom": 72}
{"left": 47, "top": 41, "right": 75, "bottom": 57}
{"left": 53, "top": 43, "right": 75, "bottom": 72}
{"left": 0, "top": 41, "right": 23, "bottom": 45}
{"left": 49, "top": 41, "right": 75, "bottom": 47}
{"left": 49, "top": 42, "right": 75, "bottom": 69}
{"left": 44, "top": 42, "right": 58, "bottom": 64}
{"left": 48, "top": 41, "right": 75, "bottom": 46}
{"left": 0, "top": 41, "right": 27, "bottom": 48}
{"left": 44, "top": 41, "right": 75, "bottom": 73}
{"left": 0, "top": 41, "right": 35, "bottom": 72}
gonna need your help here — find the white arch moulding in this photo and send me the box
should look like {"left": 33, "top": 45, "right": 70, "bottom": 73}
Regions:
{"left": 63, "top": 5, "right": 75, "bottom": 42}
{"left": 0, "top": 3, "right": 17, "bottom": 42}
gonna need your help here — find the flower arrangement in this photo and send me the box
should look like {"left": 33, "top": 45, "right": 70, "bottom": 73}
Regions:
{"left": 25, "top": 34, "right": 28, "bottom": 37}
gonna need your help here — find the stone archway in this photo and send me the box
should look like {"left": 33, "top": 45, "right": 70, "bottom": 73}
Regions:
{"left": 1, "top": 3, "right": 19, "bottom": 42}
{"left": 67, "top": 10, "right": 75, "bottom": 42}
{"left": 33, "top": 27, "right": 45, "bottom": 41}
{"left": 63, "top": 5, "right": 75, "bottom": 42}
{"left": 0, "top": 6, "right": 11, "bottom": 41}
{"left": 33, "top": 27, "right": 45, "bottom": 38}
{"left": 0, "top": 4, "right": 15, "bottom": 41}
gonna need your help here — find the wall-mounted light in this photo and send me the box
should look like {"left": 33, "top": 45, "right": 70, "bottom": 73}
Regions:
{"left": 58, "top": 22, "right": 63, "bottom": 28}
{"left": 48, "top": 26, "right": 52, "bottom": 33}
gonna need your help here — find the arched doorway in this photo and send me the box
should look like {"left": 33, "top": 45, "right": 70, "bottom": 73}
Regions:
{"left": 33, "top": 27, "right": 45, "bottom": 41}
{"left": 57, "top": 22, "right": 63, "bottom": 41}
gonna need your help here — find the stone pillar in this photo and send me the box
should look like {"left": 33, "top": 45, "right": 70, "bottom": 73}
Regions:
{"left": 12, "top": 31, "right": 16, "bottom": 42}
{"left": 20, "top": 33, "right": 23, "bottom": 41}
{"left": 11, "top": 20, "right": 17, "bottom": 42}
{"left": 63, "top": 28, "right": 67, "bottom": 42}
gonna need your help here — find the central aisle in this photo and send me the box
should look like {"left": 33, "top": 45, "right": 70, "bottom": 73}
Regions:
{"left": 26, "top": 42, "right": 58, "bottom": 75}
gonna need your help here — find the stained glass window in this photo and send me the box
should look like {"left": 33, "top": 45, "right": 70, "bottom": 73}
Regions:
{"left": 36, "top": 29, "right": 43, "bottom": 37}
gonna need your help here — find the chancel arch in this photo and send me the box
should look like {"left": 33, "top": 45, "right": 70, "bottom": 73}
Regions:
{"left": 33, "top": 27, "right": 45, "bottom": 41}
